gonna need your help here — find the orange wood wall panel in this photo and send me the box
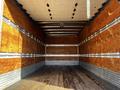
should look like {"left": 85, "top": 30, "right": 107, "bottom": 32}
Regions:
{"left": 0, "top": 58, "right": 22, "bottom": 74}
{"left": 79, "top": 0, "right": 120, "bottom": 73}
{"left": 3, "top": 2, "right": 15, "bottom": 23}
{"left": 79, "top": 23, "right": 120, "bottom": 54}
{"left": 0, "top": 0, "right": 45, "bottom": 74}
{"left": 0, "top": 57, "right": 44, "bottom": 74}
{"left": 45, "top": 35, "right": 79, "bottom": 44}
{"left": 4, "top": 0, "right": 44, "bottom": 40}
{"left": 45, "top": 34, "right": 79, "bottom": 61}
{"left": 79, "top": 0, "right": 120, "bottom": 42}
{"left": 46, "top": 46, "right": 79, "bottom": 60}
{"left": 0, "top": 22, "right": 19, "bottom": 52}
{"left": 46, "top": 46, "right": 78, "bottom": 54}
{"left": 79, "top": 57, "right": 120, "bottom": 73}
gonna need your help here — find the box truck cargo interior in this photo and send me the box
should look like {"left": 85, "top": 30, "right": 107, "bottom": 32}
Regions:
{"left": 0, "top": 0, "right": 120, "bottom": 90}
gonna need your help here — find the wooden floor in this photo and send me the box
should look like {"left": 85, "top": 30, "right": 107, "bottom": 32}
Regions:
{"left": 6, "top": 66, "right": 104, "bottom": 90}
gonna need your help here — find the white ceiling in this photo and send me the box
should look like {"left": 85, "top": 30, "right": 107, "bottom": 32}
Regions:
{"left": 17, "top": 0, "right": 107, "bottom": 21}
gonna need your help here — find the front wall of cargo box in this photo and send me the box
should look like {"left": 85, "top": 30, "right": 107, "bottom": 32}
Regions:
{"left": 45, "top": 35, "right": 79, "bottom": 65}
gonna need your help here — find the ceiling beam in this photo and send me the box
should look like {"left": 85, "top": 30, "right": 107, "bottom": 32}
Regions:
{"left": 46, "top": 32, "right": 79, "bottom": 34}
{"left": 38, "top": 21, "right": 88, "bottom": 24}
{"left": 40, "top": 25, "right": 84, "bottom": 29}
{"left": 47, "top": 33, "right": 78, "bottom": 36}
{"left": 44, "top": 29, "right": 82, "bottom": 32}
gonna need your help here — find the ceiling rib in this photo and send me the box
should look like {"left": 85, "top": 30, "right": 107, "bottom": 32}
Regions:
{"left": 38, "top": 21, "right": 88, "bottom": 24}
{"left": 44, "top": 29, "right": 82, "bottom": 32}
{"left": 41, "top": 26, "right": 84, "bottom": 29}
{"left": 38, "top": 21, "right": 87, "bottom": 35}
{"left": 46, "top": 32, "right": 79, "bottom": 34}
{"left": 47, "top": 33, "right": 78, "bottom": 36}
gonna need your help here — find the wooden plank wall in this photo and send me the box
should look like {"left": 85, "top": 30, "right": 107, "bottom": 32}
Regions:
{"left": 45, "top": 35, "right": 79, "bottom": 61}
{"left": 79, "top": 0, "right": 120, "bottom": 73}
{"left": 0, "top": 0, "right": 45, "bottom": 74}
{"left": 46, "top": 35, "right": 79, "bottom": 44}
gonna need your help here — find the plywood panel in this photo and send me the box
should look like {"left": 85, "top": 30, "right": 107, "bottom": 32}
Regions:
{"left": 0, "top": 0, "right": 45, "bottom": 74}
{"left": 0, "top": 22, "right": 19, "bottom": 52}
{"left": 0, "top": 58, "right": 44, "bottom": 74}
{"left": 46, "top": 46, "right": 78, "bottom": 54}
{"left": 4, "top": 0, "right": 44, "bottom": 40}
{"left": 46, "top": 35, "right": 79, "bottom": 44}
{"left": 79, "top": 0, "right": 120, "bottom": 41}
{"left": 79, "top": 0, "right": 120, "bottom": 73}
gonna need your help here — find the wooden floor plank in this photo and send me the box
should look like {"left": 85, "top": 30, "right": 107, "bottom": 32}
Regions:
{"left": 6, "top": 66, "right": 104, "bottom": 90}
